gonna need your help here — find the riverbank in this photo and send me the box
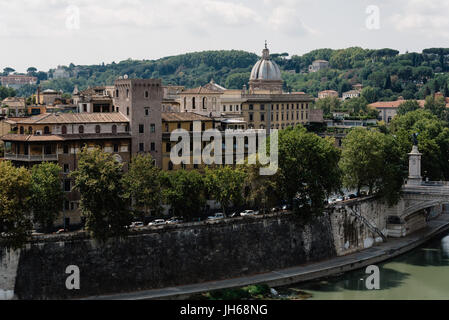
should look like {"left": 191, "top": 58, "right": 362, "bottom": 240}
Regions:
{"left": 85, "top": 213, "right": 449, "bottom": 300}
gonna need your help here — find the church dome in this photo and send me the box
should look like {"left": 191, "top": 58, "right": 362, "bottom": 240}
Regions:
{"left": 250, "top": 44, "right": 282, "bottom": 82}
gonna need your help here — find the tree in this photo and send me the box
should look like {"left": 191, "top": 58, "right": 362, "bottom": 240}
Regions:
{"left": 398, "top": 100, "right": 421, "bottom": 115}
{"left": 315, "top": 96, "right": 341, "bottom": 116}
{"left": 122, "top": 154, "right": 162, "bottom": 219}
{"left": 2, "top": 67, "right": 15, "bottom": 76}
{"left": 0, "top": 161, "right": 32, "bottom": 249}
{"left": 390, "top": 109, "right": 449, "bottom": 180}
{"left": 161, "top": 170, "right": 206, "bottom": 220}
{"left": 204, "top": 166, "right": 247, "bottom": 216}
{"left": 225, "top": 73, "right": 250, "bottom": 89}
{"left": 339, "top": 128, "right": 405, "bottom": 204}
{"left": 342, "top": 96, "right": 369, "bottom": 115}
{"left": 27, "top": 67, "right": 37, "bottom": 75}
{"left": 424, "top": 95, "right": 448, "bottom": 121}
{"left": 277, "top": 126, "right": 341, "bottom": 217}
{"left": 71, "top": 147, "right": 131, "bottom": 241}
{"left": 361, "top": 86, "right": 379, "bottom": 104}
{"left": 30, "top": 162, "right": 64, "bottom": 232}
{"left": 243, "top": 164, "right": 279, "bottom": 213}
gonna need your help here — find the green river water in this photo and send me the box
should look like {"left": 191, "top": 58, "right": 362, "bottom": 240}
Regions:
{"left": 287, "top": 232, "right": 449, "bottom": 300}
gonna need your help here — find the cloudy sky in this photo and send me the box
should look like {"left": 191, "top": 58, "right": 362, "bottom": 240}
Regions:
{"left": 1, "top": 0, "right": 448, "bottom": 72}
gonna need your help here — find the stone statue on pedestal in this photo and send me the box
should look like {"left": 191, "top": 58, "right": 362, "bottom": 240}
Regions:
{"left": 412, "top": 133, "right": 419, "bottom": 146}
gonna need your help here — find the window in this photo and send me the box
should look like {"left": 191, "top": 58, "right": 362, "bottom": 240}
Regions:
{"left": 114, "top": 144, "right": 119, "bottom": 153}
{"left": 150, "top": 124, "right": 155, "bottom": 133}
{"left": 112, "top": 125, "right": 117, "bottom": 134}
{"left": 203, "top": 97, "right": 207, "bottom": 109}
{"left": 44, "top": 126, "right": 50, "bottom": 134}
{"left": 202, "top": 123, "right": 206, "bottom": 131}
{"left": 139, "top": 143, "right": 144, "bottom": 152}
{"left": 177, "top": 122, "right": 181, "bottom": 129}
{"left": 261, "top": 104, "right": 265, "bottom": 111}
{"left": 165, "top": 124, "right": 169, "bottom": 132}
{"left": 145, "top": 91, "right": 149, "bottom": 98}
{"left": 127, "top": 107, "right": 130, "bottom": 116}
{"left": 145, "top": 108, "right": 150, "bottom": 116}
{"left": 168, "top": 161, "right": 174, "bottom": 171}
{"left": 126, "top": 89, "right": 129, "bottom": 98}
{"left": 79, "top": 125, "right": 84, "bottom": 134}
{"left": 192, "top": 97, "right": 196, "bottom": 109}
{"left": 249, "top": 104, "right": 254, "bottom": 110}
{"left": 83, "top": 104, "right": 87, "bottom": 112}
{"left": 95, "top": 125, "right": 101, "bottom": 134}
{"left": 64, "top": 164, "right": 69, "bottom": 173}
{"left": 64, "top": 200, "right": 70, "bottom": 210}
{"left": 61, "top": 125, "right": 67, "bottom": 135}
{"left": 223, "top": 105, "right": 226, "bottom": 112}
{"left": 64, "top": 180, "right": 71, "bottom": 192}
{"left": 63, "top": 145, "right": 69, "bottom": 154}
{"left": 230, "top": 105, "right": 233, "bottom": 112}
{"left": 151, "top": 142, "right": 155, "bottom": 151}
{"left": 166, "top": 143, "right": 171, "bottom": 152}
{"left": 261, "top": 113, "right": 265, "bottom": 121}
{"left": 115, "top": 90, "right": 119, "bottom": 98}
{"left": 139, "top": 124, "right": 144, "bottom": 134}
{"left": 249, "top": 113, "right": 253, "bottom": 122}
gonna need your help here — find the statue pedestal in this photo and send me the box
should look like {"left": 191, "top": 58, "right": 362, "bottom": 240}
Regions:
{"left": 407, "top": 145, "right": 422, "bottom": 186}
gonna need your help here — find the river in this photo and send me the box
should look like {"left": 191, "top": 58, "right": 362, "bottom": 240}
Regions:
{"left": 281, "top": 231, "right": 449, "bottom": 300}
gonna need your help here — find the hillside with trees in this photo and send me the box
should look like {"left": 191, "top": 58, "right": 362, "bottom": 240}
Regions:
{"left": 2, "top": 47, "right": 449, "bottom": 101}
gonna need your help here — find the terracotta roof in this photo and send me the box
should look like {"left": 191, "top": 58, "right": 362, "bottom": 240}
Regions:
{"left": 369, "top": 100, "right": 426, "bottom": 109}
{"left": 319, "top": 90, "right": 338, "bottom": 94}
{"left": 181, "top": 87, "right": 222, "bottom": 94}
{"left": 16, "top": 113, "right": 129, "bottom": 125}
{"left": 162, "top": 112, "right": 212, "bottom": 122}
{"left": 1, "top": 134, "right": 65, "bottom": 142}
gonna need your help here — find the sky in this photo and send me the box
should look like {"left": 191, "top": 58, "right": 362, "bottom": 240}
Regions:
{"left": 1, "top": 0, "right": 449, "bottom": 73}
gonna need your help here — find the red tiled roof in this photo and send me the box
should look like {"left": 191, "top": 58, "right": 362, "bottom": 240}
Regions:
{"left": 16, "top": 113, "right": 129, "bottom": 125}
{"left": 368, "top": 100, "right": 426, "bottom": 109}
{"left": 162, "top": 112, "right": 212, "bottom": 122}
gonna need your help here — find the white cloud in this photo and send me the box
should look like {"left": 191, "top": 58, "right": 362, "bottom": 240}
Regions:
{"left": 267, "top": 6, "right": 317, "bottom": 36}
{"left": 391, "top": 0, "right": 449, "bottom": 38}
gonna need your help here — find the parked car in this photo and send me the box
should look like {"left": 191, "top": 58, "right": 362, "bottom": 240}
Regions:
{"left": 167, "top": 217, "right": 183, "bottom": 224}
{"left": 129, "top": 221, "right": 144, "bottom": 228}
{"left": 207, "top": 213, "right": 225, "bottom": 220}
{"left": 148, "top": 219, "right": 166, "bottom": 226}
{"left": 230, "top": 212, "right": 241, "bottom": 218}
{"left": 347, "top": 194, "right": 357, "bottom": 200}
{"left": 240, "top": 210, "right": 258, "bottom": 216}
{"left": 271, "top": 206, "right": 281, "bottom": 213}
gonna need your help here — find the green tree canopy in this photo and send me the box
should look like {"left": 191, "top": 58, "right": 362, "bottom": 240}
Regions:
{"left": 339, "top": 128, "right": 405, "bottom": 204}
{"left": 398, "top": 100, "right": 421, "bottom": 115}
{"left": 161, "top": 170, "right": 206, "bottom": 220}
{"left": 0, "top": 161, "right": 32, "bottom": 249}
{"left": 71, "top": 147, "right": 131, "bottom": 241}
{"left": 277, "top": 126, "right": 341, "bottom": 216}
{"left": 204, "top": 166, "right": 247, "bottom": 216}
{"left": 30, "top": 162, "right": 64, "bottom": 232}
{"left": 122, "top": 154, "right": 162, "bottom": 218}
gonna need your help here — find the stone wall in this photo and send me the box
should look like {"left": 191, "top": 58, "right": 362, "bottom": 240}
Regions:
{"left": 4, "top": 213, "right": 335, "bottom": 300}
{"left": 329, "top": 197, "right": 389, "bottom": 256}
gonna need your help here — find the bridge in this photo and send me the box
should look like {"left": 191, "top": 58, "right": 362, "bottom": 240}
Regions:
{"left": 385, "top": 145, "right": 449, "bottom": 237}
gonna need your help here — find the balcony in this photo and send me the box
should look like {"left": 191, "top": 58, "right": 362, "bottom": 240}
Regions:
{"left": 4, "top": 153, "right": 58, "bottom": 162}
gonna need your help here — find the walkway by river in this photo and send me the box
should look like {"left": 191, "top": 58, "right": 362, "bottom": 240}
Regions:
{"left": 286, "top": 231, "right": 449, "bottom": 300}
{"left": 85, "top": 214, "right": 449, "bottom": 300}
